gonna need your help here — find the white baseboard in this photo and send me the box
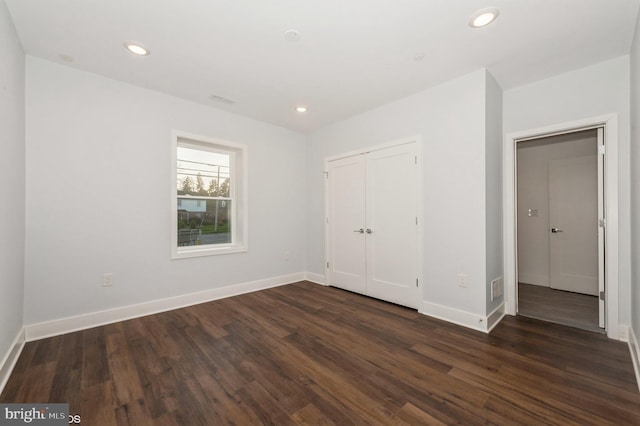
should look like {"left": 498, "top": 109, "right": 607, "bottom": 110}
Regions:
{"left": 25, "top": 272, "right": 305, "bottom": 342}
{"left": 618, "top": 324, "right": 629, "bottom": 342}
{"left": 420, "top": 301, "right": 505, "bottom": 333}
{"left": 518, "top": 273, "right": 550, "bottom": 287}
{"left": 304, "top": 272, "right": 327, "bottom": 286}
{"left": 0, "top": 327, "right": 25, "bottom": 396}
{"left": 628, "top": 326, "right": 640, "bottom": 393}
{"left": 487, "top": 303, "right": 506, "bottom": 332}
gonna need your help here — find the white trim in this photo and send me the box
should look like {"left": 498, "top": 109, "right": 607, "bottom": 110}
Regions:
{"left": 487, "top": 303, "right": 506, "bottom": 332}
{"left": 618, "top": 324, "right": 630, "bottom": 342}
{"left": 628, "top": 326, "right": 640, "bottom": 393}
{"left": 323, "top": 135, "right": 421, "bottom": 163}
{"left": 420, "top": 301, "right": 505, "bottom": 333}
{"left": 171, "top": 130, "right": 249, "bottom": 259}
{"left": 304, "top": 272, "right": 327, "bottom": 285}
{"left": 24, "top": 273, "right": 303, "bottom": 342}
{"left": 0, "top": 327, "right": 25, "bottom": 395}
{"left": 517, "top": 273, "right": 549, "bottom": 287}
{"left": 503, "top": 114, "right": 620, "bottom": 340}
{"left": 415, "top": 138, "right": 424, "bottom": 308}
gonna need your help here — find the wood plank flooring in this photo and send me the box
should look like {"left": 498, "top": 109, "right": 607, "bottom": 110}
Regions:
{"left": 518, "top": 282, "right": 601, "bottom": 332}
{"left": 2, "top": 281, "right": 639, "bottom": 425}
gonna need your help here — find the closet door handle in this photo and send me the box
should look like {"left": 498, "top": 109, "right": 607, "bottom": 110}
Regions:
{"left": 366, "top": 229, "right": 373, "bottom": 234}
{"left": 353, "top": 228, "right": 364, "bottom": 234}
{"left": 551, "top": 228, "right": 563, "bottom": 233}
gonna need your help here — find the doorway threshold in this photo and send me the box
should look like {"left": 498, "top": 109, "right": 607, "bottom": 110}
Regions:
{"left": 517, "top": 283, "right": 604, "bottom": 334}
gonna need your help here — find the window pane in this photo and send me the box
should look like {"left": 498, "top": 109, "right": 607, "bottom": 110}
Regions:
{"left": 177, "top": 146, "right": 232, "bottom": 247}
{"left": 177, "top": 147, "right": 231, "bottom": 197}
{"left": 177, "top": 199, "right": 231, "bottom": 246}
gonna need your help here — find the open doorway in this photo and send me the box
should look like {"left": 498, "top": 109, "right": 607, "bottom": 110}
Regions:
{"left": 516, "top": 129, "right": 604, "bottom": 332}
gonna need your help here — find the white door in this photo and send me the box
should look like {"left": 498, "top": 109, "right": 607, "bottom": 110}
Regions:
{"left": 549, "top": 155, "right": 598, "bottom": 296}
{"left": 327, "top": 155, "right": 367, "bottom": 294}
{"left": 365, "top": 144, "right": 419, "bottom": 308}
{"left": 327, "top": 142, "right": 420, "bottom": 309}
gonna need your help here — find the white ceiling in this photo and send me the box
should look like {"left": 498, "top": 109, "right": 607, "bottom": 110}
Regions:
{"left": 5, "top": 0, "right": 640, "bottom": 133}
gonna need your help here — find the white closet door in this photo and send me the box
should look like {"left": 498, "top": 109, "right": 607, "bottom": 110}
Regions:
{"left": 327, "top": 155, "right": 367, "bottom": 294}
{"left": 365, "top": 143, "right": 419, "bottom": 308}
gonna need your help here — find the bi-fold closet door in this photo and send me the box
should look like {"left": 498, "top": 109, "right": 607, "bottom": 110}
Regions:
{"left": 326, "top": 142, "right": 420, "bottom": 309}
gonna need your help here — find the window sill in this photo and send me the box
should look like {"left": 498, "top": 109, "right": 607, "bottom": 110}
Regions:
{"left": 172, "top": 244, "right": 247, "bottom": 259}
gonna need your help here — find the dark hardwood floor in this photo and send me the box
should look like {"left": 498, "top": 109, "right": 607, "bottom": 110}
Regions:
{"left": 2, "top": 281, "right": 639, "bottom": 425}
{"left": 518, "top": 282, "right": 601, "bottom": 332}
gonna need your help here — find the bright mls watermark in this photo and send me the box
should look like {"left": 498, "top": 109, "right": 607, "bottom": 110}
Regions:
{"left": 0, "top": 404, "right": 69, "bottom": 425}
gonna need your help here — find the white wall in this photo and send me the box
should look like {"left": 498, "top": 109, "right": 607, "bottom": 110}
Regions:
{"left": 631, "top": 11, "right": 640, "bottom": 339}
{"left": 0, "top": 0, "right": 25, "bottom": 369}
{"left": 24, "top": 57, "right": 307, "bottom": 325}
{"left": 517, "top": 132, "right": 597, "bottom": 287}
{"left": 504, "top": 56, "right": 632, "bottom": 326}
{"left": 307, "top": 69, "right": 498, "bottom": 321}
{"left": 485, "top": 72, "right": 503, "bottom": 313}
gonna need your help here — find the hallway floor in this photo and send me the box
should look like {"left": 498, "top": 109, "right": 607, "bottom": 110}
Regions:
{"left": 518, "top": 282, "right": 601, "bottom": 333}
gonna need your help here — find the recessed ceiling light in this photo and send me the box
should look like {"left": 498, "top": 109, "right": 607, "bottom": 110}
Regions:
{"left": 469, "top": 7, "right": 499, "bottom": 28}
{"left": 296, "top": 106, "right": 307, "bottom": 113}
{"left": 124, "top": 42, "right": 150, "bottom": 56}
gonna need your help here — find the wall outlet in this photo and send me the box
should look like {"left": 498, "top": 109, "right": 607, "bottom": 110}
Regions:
{"left": 491, "top": 276, "right": 503, "bottom": 301}
{"left": 457, "top": 274, "right": 467, "bottom": 288}
{"left": 103, "top": 273, "right": 113, "bottom": 287}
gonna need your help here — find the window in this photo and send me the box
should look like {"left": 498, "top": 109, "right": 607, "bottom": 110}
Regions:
{"left": 172, "top": 131, "right": 247, "bottom": 258}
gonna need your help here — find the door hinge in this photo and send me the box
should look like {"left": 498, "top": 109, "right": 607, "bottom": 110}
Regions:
{"left": 415, "top": 217, "right": 418, "bottom": 225}
{"left": 415, "top": 155, "right": 417, "bottom": 165}
{"left": 326, "top": 261, "right": 330, "bottom": 269}
{"left": 598, "top": 145, "right": 605, "bottom": 155}
{"left": 416, "top": 278, "right": 419, "bottom": 287}
{"left": 599, "top": 291, "right": 605, "bottom": 301}
{"left": 599, "top": 218, "right": 606, "bottom": 228}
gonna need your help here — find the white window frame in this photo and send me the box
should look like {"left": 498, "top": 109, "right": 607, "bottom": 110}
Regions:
{"left": 171, "top": 131, "right": 248, "bottom": 259}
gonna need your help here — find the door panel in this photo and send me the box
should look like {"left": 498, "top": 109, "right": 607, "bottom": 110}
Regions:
{"left": 549, "top": 155, "right": 598, "bottom": 295}
{"left": 327, "top": 155, "right": 367, "bottom": 294}
{"left": 365, "top": 144, "right": 419, "bottom": 308}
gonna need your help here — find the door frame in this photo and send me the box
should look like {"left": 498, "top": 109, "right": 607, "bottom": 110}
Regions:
{"left": 504, "top": 114, "right": 619, "bottom": 339}
{"left": 323, "top": 136, "right": 423, "bottom": 306}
